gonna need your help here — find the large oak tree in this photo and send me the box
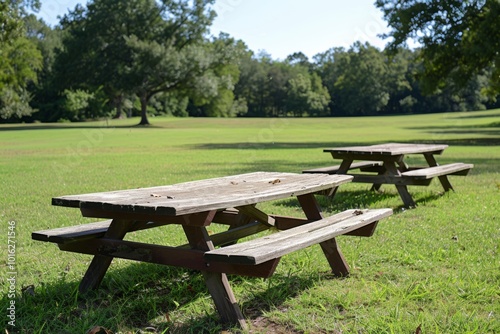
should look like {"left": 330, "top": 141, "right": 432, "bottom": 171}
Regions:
{"left": 57, "top": 0, "right": 218, "bottom": 125}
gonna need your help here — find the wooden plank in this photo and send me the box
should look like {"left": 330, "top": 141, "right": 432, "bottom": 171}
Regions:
{"left": 32, "top": 218, "right": 184, "bottom": 244}
{"left": 401, "top": 163, "right": 474, "bottom": 179}
{"left": 330, "top": 152, "right": 406, "bottom": 162}
{"left": 59, "top": 237, "right": 280, "bottom": 278}
{"left": 324, "top": 143, "right": 448, "bottom": 156}
{"left": 297, "top": 193, "right": 351, "bottom": 275}
{"left": 212, "top": 209, "right": 240, "bottom": 225}
{"left": 320, "top": 238, "right": 349, "bottom": 277}
{"left": 52, "top": 172, "right": 353, "bottom": 217}
{"left": 32, "top": 220, "right": 112, "bottom": 244}
{"left": 235, "top": 205, "right": 275, "bottom": 226}
{"left": 181, "top": 212, "right": 247, "bottom": 328}
{"left": 423, "top": 154, "right": 454, "bottom": 192}
{"left": 209, "top": 221, "right": 269, "bottom": 247}
{"left": 78, "top": 219, "right": 133, "bottom": 293}
{"left": 350, "top": 174, "right": 432, "bottom": 186}
{"left": 302, "top": 161, "right": 383, "bottom": 174}
{"left": 204, "top": 209, "right": 393, "bottom": 265}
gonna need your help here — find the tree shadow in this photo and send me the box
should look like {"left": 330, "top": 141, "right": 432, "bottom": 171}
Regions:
{"left": 404, "top": 119, "right": 500, "bottom": 146}
{"left": 447, "top": 111, "right": 500, "bottom": 119}
{"left": 0, "top": 123, "right": 164, "bottom": 131}
{"left": 272, "top": 186, "right": 450, "bottom": 214}
{"left": 190, "top": 141, "right": 383, "bottom": 151}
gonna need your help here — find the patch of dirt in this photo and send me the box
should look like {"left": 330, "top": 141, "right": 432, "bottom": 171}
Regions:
{"left": 248, "top": 316, "right": 302, "bottom": 334}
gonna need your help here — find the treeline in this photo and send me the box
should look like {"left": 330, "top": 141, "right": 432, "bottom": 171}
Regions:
{"left": 2, "top": 0, "right": 499, "bottom": 124}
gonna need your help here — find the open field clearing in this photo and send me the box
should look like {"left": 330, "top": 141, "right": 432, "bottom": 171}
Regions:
{"left": 1, "top": 110, "right": 499, "bottom": 333}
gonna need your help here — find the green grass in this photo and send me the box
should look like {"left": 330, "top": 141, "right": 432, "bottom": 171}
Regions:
{"left": 1, "top": 110, "right": 499, "bottom": 333}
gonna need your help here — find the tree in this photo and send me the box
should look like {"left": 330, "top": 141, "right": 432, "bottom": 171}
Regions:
{"left": 56, "top": 0, "right": 217, "bottom": 125}
{"left": 376, "top": 0, "right": 500, "bottom": 96}
{"left": 198, "top": 34, "right": 247, "bottom": 117}
{"left": 325, "top": 43, "right": 390, "bottom": 116}
{"left": 383, "top": 47, "right": 417, "bottom": 114}
{"left": 0, "top": 1, "right": 42, "bottom": 120}
{"left": 23, "top": 15, "right": 65, "bottom": 122}
{"left": 233, "top": 50, "right": 270, "bottom": 117}
{"left": 286, "top": 72, "right": 330, "bottom": 116}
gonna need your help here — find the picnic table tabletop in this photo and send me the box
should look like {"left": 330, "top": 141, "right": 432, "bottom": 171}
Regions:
{"left": 324, "top": 143, "right": 448, "bottom": 156}
{"left": 52, "top": 172, "right": 353, "bottom": 217}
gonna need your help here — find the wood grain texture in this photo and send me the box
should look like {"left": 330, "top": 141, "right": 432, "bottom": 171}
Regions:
{"left": 302, "top": 161, "right": 383, "bottom": 174}
{"left": 324, "top": 143, "right": 448, "bottom": 156}
{"left": 52, "top": 172, "right": 353, "bottom": 217}
{"left": 204, "top": 209, "right": 393, "bottom": 265}
{"left": 32, "top": 220, "right": 112, "bottom": 244}
{"left": 401, "top": 163, "right": 473, "bottom": 179}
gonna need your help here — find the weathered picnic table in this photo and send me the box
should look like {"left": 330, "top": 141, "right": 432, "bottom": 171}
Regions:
{"left": 32, "top": 172, "right": 392, "bottom": 328}
{"left": 303, "top": 143, "right": 473, "bottom": 208}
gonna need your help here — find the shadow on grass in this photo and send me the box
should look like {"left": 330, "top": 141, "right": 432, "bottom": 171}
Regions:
{"left": 274, "top": 188, "right": 445, "bottom": 213}
{"left": 447, "top": 111, "right": 500, "bottom": 119}
{"left": 192, "top": 137, "right": 500, "bottom": 152}
{"left": 6, "top": 259, "right": 325, "bottom": 333}
{"left": 0, "top": 123, "right": 164, "bottom": 131}
{"left": 190, "top": 140, "right": 377, "bottom": 151}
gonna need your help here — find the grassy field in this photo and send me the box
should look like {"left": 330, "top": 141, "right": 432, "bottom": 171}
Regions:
{"left": 1, "top": 110, "right": 499, "bottom": 333}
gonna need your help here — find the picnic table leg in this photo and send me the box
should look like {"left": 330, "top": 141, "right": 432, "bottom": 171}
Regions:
{"left": 384, "top": 162, "right": 417, "bottom": 208}
{"left": 297, "top": 194, "right": 350, "bottom": 276}
{"left": 335, "top": 159, "right": 353, "bottom": 174}
{"left": 79, "top": 219, "right": 133, "bottom": 293}
{"left": 424, "top": 154, "right": 454, "bottom": 191}
{"left": 182, "top": 211, "right": 247, "bottom": 329}
{"left": 370, "top": 163, "right": 389, "bottom": 191}
{"left": 327, "top": 159, "right": 354, "bottom": 198}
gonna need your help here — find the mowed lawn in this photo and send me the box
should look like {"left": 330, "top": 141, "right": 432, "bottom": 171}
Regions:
{"left": 1, "top": 110, "right": 499, "bottom": 333}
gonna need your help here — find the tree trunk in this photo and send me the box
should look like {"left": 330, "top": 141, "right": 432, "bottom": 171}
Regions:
{"left": 113, "top": 95, "right": 124, "bottom": 119}
{"left": 138, "top": 93, "right": 150, "bottom": 125}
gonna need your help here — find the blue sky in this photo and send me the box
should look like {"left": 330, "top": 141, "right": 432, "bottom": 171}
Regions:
{"left": 37, "top": 0, "right": 390, "bottom": 60}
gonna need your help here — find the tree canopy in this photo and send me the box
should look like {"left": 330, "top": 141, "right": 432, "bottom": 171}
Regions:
{"left": 376, "top": 0, "right": 500, "bottom": 96}
{"left": 1, "top": 0, "right": 499, "bottom": 123}
{"left": 56, "top": 0, "right": 220, "bottom": 125}
{"left": 0, "top": 0, "right": 42, "bottom": 119}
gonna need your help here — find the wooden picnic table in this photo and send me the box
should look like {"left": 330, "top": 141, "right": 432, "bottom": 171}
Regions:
{"left": 33, "top": 171, "right": 393, "bottom": 328}
{"left": 303, "top": 143, "right": 473, "bottom": 208}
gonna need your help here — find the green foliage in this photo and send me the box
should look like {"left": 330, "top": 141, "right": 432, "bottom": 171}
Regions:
{"left": 3, "top": 0, "right": 500, "bottom": 123}
{"left": 0, "top": 1, "right": 42, "bottom": 120}
{"left": 55, "top": 0, "right": 217, "bottom": 125}
{"left": 0, "top": 0, "right": 39, "bottom": 43}
{"left": 150, "top": 92, "right": 189, "bottom": 117}
{"left": 0, "top": 2, "right": 21, "bottom": 43}
{"left": 0, "top": 35, "right": 42, "bottom": 119}
{"left": 376, "top": 0, "right": 500, "bottom": 96}
{"left": 63, "top": 88, "right": 110, "bottom": 121}
{"left": 286, "top": 72, "right": 330, "bottom": 116}
{"left": 0, "top": 86, "right": 33, "bottom": 119}
{"left": 314, "top": 43, "right": 498, "bottom": 116}
{"left": 234, "top": 53, "right": 331, "bottom": 117}
{"left": 332, "top": 42, "right": 390, "bottom": 115}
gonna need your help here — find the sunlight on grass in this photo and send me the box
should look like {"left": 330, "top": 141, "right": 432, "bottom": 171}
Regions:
{"left": 1, "top": 110, "right": 499, "bottom": 333}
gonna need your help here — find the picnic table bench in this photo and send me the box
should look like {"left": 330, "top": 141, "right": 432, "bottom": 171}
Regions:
{"left": 33, "top": 172, "right": 392, "bottom": 328}
{"left": 303, "top": 143, "right": 473, "bottom": 208}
